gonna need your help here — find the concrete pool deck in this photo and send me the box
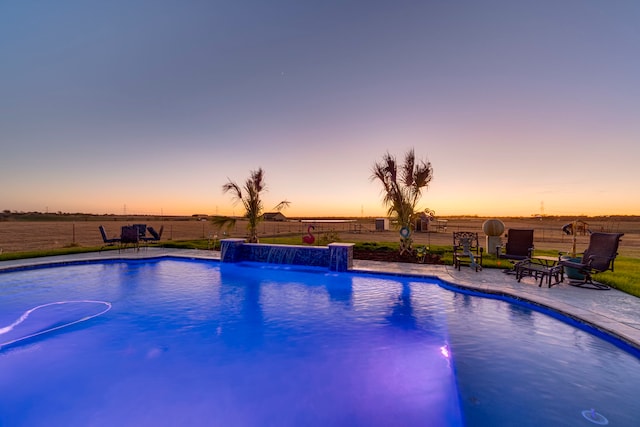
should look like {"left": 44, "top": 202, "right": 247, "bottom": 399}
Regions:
{"left": 1, "top": 247, "right": 639, "bottom": 351}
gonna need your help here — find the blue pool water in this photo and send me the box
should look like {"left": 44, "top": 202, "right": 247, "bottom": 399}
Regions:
{"left": 1, "top": 258, "right": 640, "bottom": 426}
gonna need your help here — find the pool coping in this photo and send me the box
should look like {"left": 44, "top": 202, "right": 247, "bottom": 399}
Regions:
{"left": 2, "top": 247, "right": 639, "bottom": 351}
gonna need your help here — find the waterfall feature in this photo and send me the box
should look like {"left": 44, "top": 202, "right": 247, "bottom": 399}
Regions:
{"left": 220, "top": 240, "right": 353, "bottom": 272}
{"left": 266, "top": 246, "right": 298, "bottom": 264}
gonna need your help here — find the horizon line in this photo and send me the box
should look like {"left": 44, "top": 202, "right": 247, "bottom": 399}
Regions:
{"left": 3, "top": 211, "right": 639, "bottom": 220}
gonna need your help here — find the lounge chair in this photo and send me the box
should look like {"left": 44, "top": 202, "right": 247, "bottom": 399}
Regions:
{"left": 453, "top": 231, "right": 483, "bottom": 271}
{"left": 99, "top": 225, "right": 120, "bottom": 251}
{"left": 496, "top": 229, "right": 534, "bottom": 273}
{"left": 558, "top": 232, "right": 624, "bottom": 290}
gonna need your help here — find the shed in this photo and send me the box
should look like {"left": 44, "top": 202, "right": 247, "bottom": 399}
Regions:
{"left": 375, "top": 218, "right": 389, "bottom": 231}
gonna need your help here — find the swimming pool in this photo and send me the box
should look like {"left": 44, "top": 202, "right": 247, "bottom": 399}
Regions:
{"left": 1, "top": 258, "right": 640, "bottom": 426}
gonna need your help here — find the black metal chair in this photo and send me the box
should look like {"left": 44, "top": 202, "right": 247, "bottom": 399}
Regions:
{"left": 133, "top": 224, "right": 147, "bottom": 239}
{"left": 558, "top": 232, "right": 624, "bottom": 290}
{"left": 120, "top": 226, "right": 140, "bottom": 251}
{"left": 99, "top": 225, "right": 120, "bottom": 251}
{"left": 141, "top": 226, "right": 164, "bottom": 244}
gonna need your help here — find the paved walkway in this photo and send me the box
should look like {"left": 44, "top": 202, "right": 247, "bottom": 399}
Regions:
{"left": 2, "top": 248, "right": 639, "bottom": 350}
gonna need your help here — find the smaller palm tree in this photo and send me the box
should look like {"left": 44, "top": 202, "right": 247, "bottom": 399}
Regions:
{"left": 213, "top": 168, "right": 289, "bottom": 243}
{"left": 371, "top": 149, "right": 433, "bottom": 255}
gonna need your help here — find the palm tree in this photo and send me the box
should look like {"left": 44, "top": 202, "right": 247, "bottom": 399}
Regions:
{"left": 213, "top": 168, "right": 289, "bottom": 243}
{"left": 371, "top": 149, "right": 433, "bottom": 255}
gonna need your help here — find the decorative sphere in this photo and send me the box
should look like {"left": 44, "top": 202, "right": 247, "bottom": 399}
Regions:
{"left": 482, "top": 219, "right": 505, "bottom": 236}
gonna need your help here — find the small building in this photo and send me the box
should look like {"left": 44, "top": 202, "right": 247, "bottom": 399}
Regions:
{"left": 262, "top": 212, "right": 287, "bottom": 222}
{"left": 375, "top": 218, "right": 389, "bottom": 231}
{"left": 415, "top": 213, "right": 430, "bottom": 232}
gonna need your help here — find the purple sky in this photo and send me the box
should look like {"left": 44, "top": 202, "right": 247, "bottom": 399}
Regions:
{"left": 2, "top": 0, "right": 639, "bottom": 217}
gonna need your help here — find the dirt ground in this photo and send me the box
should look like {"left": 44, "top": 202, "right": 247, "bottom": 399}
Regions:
{"left": 0, "top": 216, "right": 638, "bottom": 258}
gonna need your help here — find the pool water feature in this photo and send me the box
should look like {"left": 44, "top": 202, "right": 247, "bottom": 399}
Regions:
{"left": 1, "top": 258, "right": 639, "bottom": 426}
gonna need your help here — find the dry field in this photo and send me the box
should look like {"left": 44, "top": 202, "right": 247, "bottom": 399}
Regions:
{"left": 1, "top": 216, "right": 638, "bottom": 258}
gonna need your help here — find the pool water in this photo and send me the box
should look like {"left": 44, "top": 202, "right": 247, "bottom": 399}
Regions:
{"left": 1, "top": 258, "right": 640, "bottom": 426}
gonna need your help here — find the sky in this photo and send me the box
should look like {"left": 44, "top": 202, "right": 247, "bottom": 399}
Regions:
{"left": 2, "top": 0, "right": 639, "bottom": 218}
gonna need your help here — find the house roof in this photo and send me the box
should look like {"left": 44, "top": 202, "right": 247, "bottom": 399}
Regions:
{"left": 262, "top": 212, "right": 287, "bottom": 219}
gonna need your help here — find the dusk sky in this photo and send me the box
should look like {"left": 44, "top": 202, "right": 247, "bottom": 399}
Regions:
{"left": 2, "top": 0, "right": 639, "bottom": 218}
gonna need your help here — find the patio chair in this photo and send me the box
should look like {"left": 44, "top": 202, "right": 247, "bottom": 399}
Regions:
{"left": 133, "top": 224, "right": 147, "bottom": 239}
{"left": 99, "top": 225, "right": 120, "bottom": 251}
{"left": 496, "top": 229, "right": 534, "bottom": 273}
{"left": 120, "top": 225, "right": 140, "bottom": 251}
{"left": 453, "top": 232, "right": 483, "bottom": 271}
{"left": 558, "top": 232, "right": 624, "bottom": 290}
{"left": 142, "top": 226, "right": 164, "bottom": 243}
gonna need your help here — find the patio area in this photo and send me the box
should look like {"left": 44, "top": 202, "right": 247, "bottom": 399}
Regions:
{"left": 1, "top": 247, "right": 639, "bottom": 351}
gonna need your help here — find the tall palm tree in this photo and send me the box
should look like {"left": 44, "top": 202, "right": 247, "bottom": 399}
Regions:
{"left": 213, "top": 168, "right": 289, "bottom": 243}
{"left": 371, "top": 149, "right": 433, "bottom": 255}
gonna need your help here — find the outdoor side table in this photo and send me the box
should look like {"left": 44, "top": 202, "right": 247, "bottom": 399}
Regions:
{"left": 515, "top": 257, "right": 563, "bottom": 288}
